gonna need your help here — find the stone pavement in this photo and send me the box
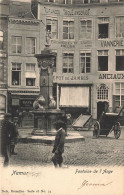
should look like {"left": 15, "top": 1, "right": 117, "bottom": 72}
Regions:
{"left": 3, "top": 126, "right": 123, "bottom": 167}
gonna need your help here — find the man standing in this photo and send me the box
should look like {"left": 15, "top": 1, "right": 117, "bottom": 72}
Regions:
{"left": 1, "top": 113, "right": 12, "bottom": 166}
{"left": 52, "top": 120, "right": 66, "bottom": 168}
{"left": 10, "top": 117, "right": 19, "bottom": 155}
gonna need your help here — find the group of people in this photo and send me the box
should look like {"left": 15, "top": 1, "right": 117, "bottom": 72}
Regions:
{"left": 1, "top": 113, "right": 19, "bottom": 166}
{"left": 1, "top": 112, "right": 71, "bottom": 168}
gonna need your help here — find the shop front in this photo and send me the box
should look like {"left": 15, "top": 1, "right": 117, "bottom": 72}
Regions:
{"left": 58, "top": 84, "right": 92, "bottom": 121}
{"left": 8, "top": 91, "right": 39, "bottom": 127}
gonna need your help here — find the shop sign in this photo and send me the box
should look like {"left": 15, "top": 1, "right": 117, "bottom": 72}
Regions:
{"left": 101, "top": 40, "right": 124, "bottom": 47}
{"left": 20, "top": 99, "right": 34, "bottom": 107}
{"left": 12, "top": 99, "right": 19, "bottom": 106}
{"left": 99, "top": 74, "right": 124, "bottom": 80}
{"left": 53, "top": 75, "right": 88, "bottom": 82}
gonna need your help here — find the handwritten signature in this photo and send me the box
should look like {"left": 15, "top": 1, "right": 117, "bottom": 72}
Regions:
{"left": 78, "top": 180, "right": 113, "bottom": 189}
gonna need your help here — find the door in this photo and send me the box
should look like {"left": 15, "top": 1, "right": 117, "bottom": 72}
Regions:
{"left": 97, "top": 101, "right": 109, "bottom": 120}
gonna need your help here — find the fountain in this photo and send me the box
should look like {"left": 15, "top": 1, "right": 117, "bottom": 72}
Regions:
{"left": 32, "top": 34, "right": 64, "bottom": 136}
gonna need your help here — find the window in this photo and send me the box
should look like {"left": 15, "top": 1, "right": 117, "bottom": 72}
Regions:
{"left": 116, "top": 16, "right": 124, "bottom": 38}
{"left": 97, "top": 84, "right": 109, "bottom": 100}
{"left": 11, "top": 36, "right": 22, "bottom": 53}
{"left": 79, "top": 19, "right": 92, "bottom": 39}
{"left": 63, "top": 53, "right": 74, "bottom": 73}
{"left": 80, "top": 51, "right": 91, "bottom": 73}
{"left": 116, "top": 49, "right": 124, "bottom": 71}
{"left": 98, "top": 50, "right": 108, "bottom": 71}
{"left": 26, "top": 37, "right": 36, "bottom": 54}
{"left": 26, "top": 78, "right": 35, "bottom": 86}
{"left": 114, "top": 83, "right": 124, "bottom": 107}
{"left": 63, "top": 20, "right": 74, "bottom": 39}
{"left": 12, "top": 63, "right": 21, "bottom": 85}
{"left": 46, "top": 17, "right": 58, "bottom": 39}
{"left": 26, "top": 63, "right": 36, "bottom": 86}
{"left": 26, "top": 63, "right": 35, "bottom": 71}
{"left": 0, "top": 63, "right": 4, "bottom": 81}
{"left": 98, "top": 17, "right": 109, "bottom": 39}
{"left": 0, "top": 31, "right": 3, "bottom": 50}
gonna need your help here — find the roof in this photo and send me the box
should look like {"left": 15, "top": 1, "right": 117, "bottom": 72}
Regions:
{"left": 9, "top": 1, "right": 35, "bottom": 19}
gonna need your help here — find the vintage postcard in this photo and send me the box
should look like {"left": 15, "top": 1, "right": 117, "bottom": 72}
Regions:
{"left": 0, "top": 0, "right": 124, "bottom": 194}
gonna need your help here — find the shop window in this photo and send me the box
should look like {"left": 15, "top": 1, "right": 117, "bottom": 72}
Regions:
{"left": 79, "top": 19, "right": 92, "bottom": 39}
{"left": 80, "top": 51, "right": 91, "bottom": 73}
{"left": 26, "top": 37, "right": 36, "bottom": 54}
{"left": 0, "top": 31, "right": 3, "bottom": 50}
{"left": 63, "top": 53, "right": 74, "bottom": 73}
{"left": 46, "top": 17, "right": 58, "bottom": 39}
{"left": 114, "top": 83, "right": 124, "bottom": 107}
{"left": 0, "top": 63, "right": 4, "bottom": 81}
{"left": 116, "top": 16, "right": 124, "bottom": 38}
{"left": 63, "top": 19, "right": 74, "bottom": 39}
{"left": 11, "top": 36, "right": 22, "bottom": 54}
{"left": 26, "top": 78, "right": 35, "bottom": 86}
{"left": 98, "top": 50, "right": 108, "bottom": 71}
{"left": 98, "top": 17, "right": 109, "bottom": 39}
{"left": 12, "top": 63, "right": 21, "bottom": 85}
{"left": 97, "top": 84, "right": 109, "bottom": 100}
{"left": 116, "top": 49, "right": 124, "bottom": 71}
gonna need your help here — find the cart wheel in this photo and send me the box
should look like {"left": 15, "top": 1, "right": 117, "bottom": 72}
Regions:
{"left": 93, "top": 121, "right": 100, "bottom": 138}
{"left": 114, "top": 122, "right": 121, "bottom": 139}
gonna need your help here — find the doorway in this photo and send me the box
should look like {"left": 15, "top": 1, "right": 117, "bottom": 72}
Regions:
{"left": 97, "top": 101, "right": 109, "bottom": 120}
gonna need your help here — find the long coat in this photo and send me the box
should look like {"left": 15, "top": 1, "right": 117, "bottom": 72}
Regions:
{"left": 1, "top": 120, "right": 17, "bottom": 155}
{"left": 52, "top": 128, "right": 65, "bottom": 154}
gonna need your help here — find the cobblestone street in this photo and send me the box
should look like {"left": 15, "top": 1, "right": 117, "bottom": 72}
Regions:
{"left": 8, "top": 127, "right": 124, "bottom": 167}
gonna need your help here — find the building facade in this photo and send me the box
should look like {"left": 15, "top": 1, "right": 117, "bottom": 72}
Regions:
{"left": 31, "top": 0, "right": 124, "bottom": 123}
{"left": 0, "top": 0, "right": 9, "bottom": 116}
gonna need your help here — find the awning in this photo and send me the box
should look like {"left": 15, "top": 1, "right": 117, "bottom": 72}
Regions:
{"left": 25, "top": 72, "right": 36, "bottom": 78}
{"left": 60, "top": 86, "right": 89, "bottom": 107}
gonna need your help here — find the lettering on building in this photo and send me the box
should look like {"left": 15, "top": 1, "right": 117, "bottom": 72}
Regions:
{"left": 61, "top": 42, "right": 75, "bottom": 48}
{"left": 63, "top": 9, "right": 90, "bottom": 16}
{"left": 44, "top": 7, "right": 60, "bottom": 15}
{"left": 99, "top": 74, "right": 124, "bottom": 79}
{"left": 53, "top": 75, "right": 88, "bottom": 82}
{"left": 101, "top": 40, "right": 124, "bottom": 47}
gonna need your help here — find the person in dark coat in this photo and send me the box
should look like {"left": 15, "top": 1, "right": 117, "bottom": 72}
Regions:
{"left": 52, "top": 120, "right": 66, "bottom": 168}
{"left": 10, "top": 117, "right": 19, "bottom": 155}
{"left": 1, "top": 113, "right": 12, "bottom": 166}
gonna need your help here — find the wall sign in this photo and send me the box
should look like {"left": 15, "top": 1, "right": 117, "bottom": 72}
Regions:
{"left": 20, "top": 99, "right": 34, "bottom": 107}
{"left": 101, "top": 40, "right": 124, "bottom": 47}
{"left": 63, "top": 9, "right": 90, "bottom": 16}
{"left": 53, "top": 75, "right": 88, "bottom": 82}
{"left": 99, "top": 74, "right": 124, "bottom": 79}
{"left": 44, "top": 7, "right": 90, "bottom": 16}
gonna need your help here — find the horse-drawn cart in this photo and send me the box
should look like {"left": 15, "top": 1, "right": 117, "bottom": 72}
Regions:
{"left": 93, "top": 106, "right": 124, "bottom": 139}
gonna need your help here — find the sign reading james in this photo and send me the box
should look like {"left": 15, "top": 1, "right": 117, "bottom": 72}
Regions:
{"left": 99, "top": 74, "right": 124, "bottom": 79}
{"left": 53, "top": 75, "right": 88, "bottom": 82}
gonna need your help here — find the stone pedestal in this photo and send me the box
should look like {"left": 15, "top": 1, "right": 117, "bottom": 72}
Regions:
{"left": 32, "top": 109, "right": 64, "bottom": 136}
